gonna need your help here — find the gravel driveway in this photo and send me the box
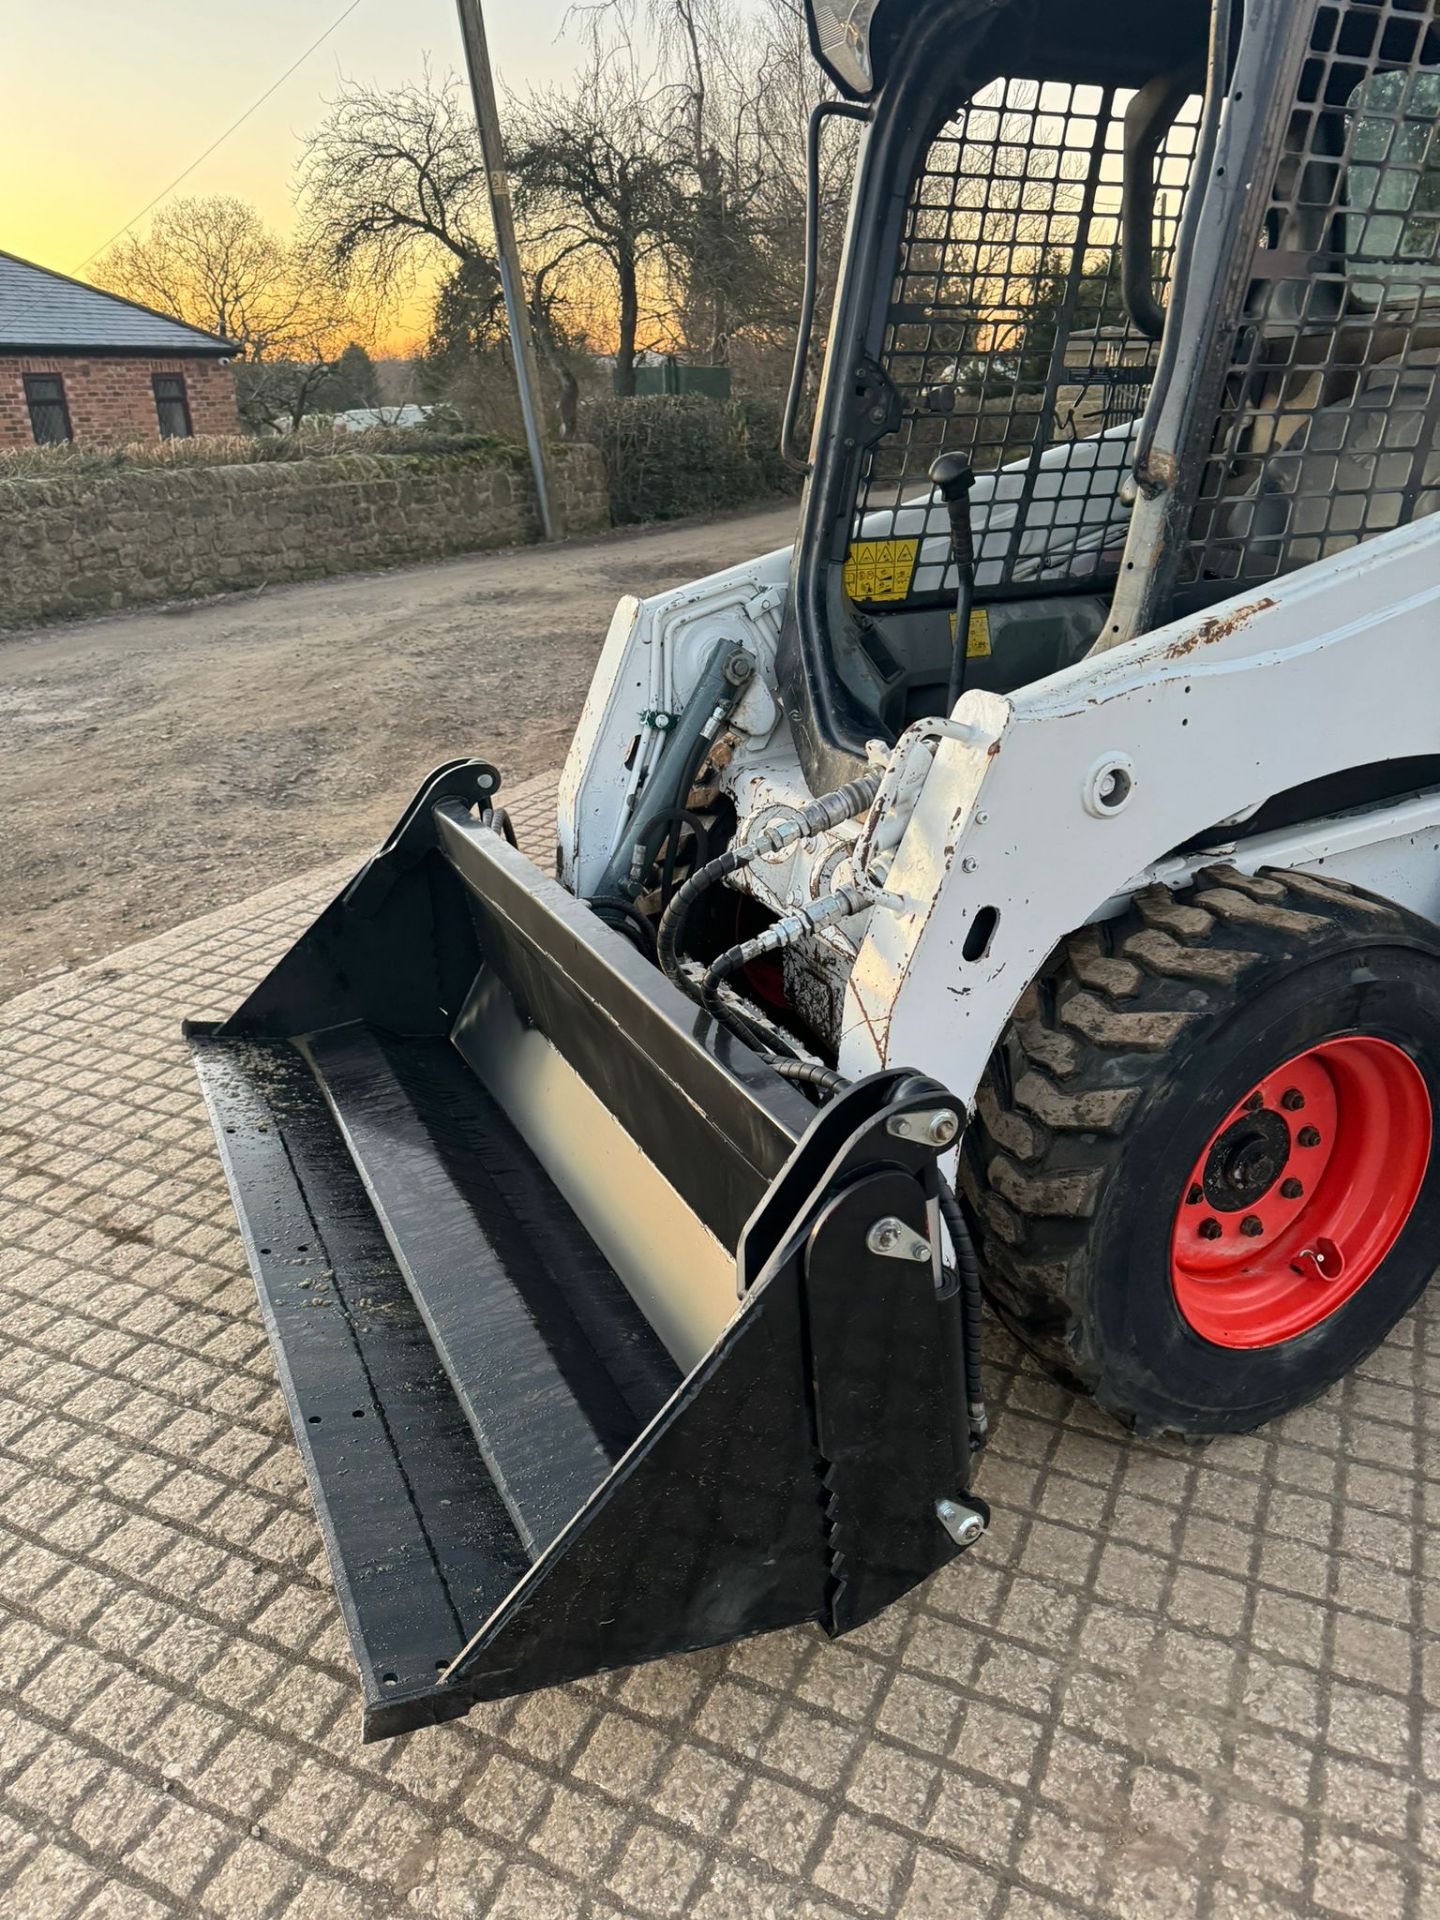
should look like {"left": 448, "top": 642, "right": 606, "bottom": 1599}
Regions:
{"left": 0, "top": 503, "right": 800, "bottom": 1002}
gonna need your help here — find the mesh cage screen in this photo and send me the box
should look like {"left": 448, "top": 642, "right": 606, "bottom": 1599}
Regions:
{"left": 848, "top": 78, "right": 1200, "bottom": 605}
{"left": 1182, "top": 0, "right": 1440, "bottom": 590}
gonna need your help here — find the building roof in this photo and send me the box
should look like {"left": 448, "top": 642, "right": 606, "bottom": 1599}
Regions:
{"left": 0, "top": 250, "right": 236, "bottom": 357}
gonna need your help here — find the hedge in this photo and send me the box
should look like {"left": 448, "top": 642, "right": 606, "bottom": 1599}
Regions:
{"left": 578, "top": 394, "right": 802, "bottom": 525}
{"left": 0, "top": 424, "right": 520, "bottom": 484}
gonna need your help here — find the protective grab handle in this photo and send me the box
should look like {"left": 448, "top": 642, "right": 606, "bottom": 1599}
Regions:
{"left": 781, "top": 99, "right": 872, "bottom": 474}
{"left": 1121, "top": 68, "right": 1201, "bottom": 343}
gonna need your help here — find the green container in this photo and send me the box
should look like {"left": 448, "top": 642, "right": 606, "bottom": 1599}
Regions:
{"left": 628, "top": 361, "right": 733, "bottom": 399}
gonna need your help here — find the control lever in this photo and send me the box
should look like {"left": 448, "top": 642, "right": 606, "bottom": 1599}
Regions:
{"left": 929, "top": 451, "right": 978, "bottom": 712}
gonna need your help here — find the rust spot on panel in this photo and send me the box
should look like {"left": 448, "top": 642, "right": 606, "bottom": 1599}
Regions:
{"left": 1163, "top": 597, "right": 1277, "bottom": 660}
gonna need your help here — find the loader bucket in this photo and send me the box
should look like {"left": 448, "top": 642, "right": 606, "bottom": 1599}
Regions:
{"left": 187, "top": 760, "right": 982, "bottom": 1739}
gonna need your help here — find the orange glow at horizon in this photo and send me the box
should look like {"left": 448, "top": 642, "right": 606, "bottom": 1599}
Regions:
{"left": 2, "top": 0, "right": 586, "bottom": 358}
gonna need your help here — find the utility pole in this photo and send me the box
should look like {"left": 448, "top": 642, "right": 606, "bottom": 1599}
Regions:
{"left": 454, "top": 0, "right": 561, "bottom": 540}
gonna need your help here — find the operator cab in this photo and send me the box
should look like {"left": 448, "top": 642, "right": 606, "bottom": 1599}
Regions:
{"left": 787, "top": 0, "right": 1440, "bottom": 790}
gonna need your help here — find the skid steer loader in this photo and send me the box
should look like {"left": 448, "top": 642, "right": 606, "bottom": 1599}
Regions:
{"left": 190, "top": 0, "right": 1440, "bottom": 1737}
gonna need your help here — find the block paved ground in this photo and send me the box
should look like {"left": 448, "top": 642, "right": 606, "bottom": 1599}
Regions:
{"left": 1, "top": 771, "right": 1437, "bottom": 1920}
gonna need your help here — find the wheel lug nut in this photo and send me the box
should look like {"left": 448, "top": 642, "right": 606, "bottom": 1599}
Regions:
{"left": 1243, "top": 1092, "right": 1264, "bottom": 1112}
{"left": 1240, "top": 1215, "right": 1264, "bottom": 1236}
{"left": 1199, "top": 1218, "right": 1222, "bottom": 1240}
{"left": 1297, "top": 1126, "right": 1321, "bottom": 1147}
{"left": 1281, "top": 1177, "right": 1303, "bottom": 1199}
{"left": 1187, "top": 1184, "right": 1204, "bottom": 1205}
{"left": 1281, "top": 1088, "right": 1305, "bottom": 1111}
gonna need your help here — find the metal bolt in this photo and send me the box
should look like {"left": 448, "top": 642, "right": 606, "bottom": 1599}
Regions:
{"left": 1298, "top": 1126, "right": 1322, "bottom": 1148}
{"left": 870, "top": 404, "right": 888, "bottom": 423}
{"left": 1186, "top": 1183, "right": 1203, "bottom": 1205}
{"left": 1199, "top": 1218, "right": 1222, "bottom": 1240}
{"left": 1281, "top": 1177, "right": 1303, "bottom": 1199}
{"left": 936, "top": 1498, "right": 986, "bottom": 1548}
{"left": 1281, "top": 1088, "right": 1305, "bottom": 1111}
{"left": 976, "top": 810, "right": 989, "bottom": 824}
{"left": 1244, "top": 1092, "right": 1264, "bottom": 1112}
{"left": 887, "top": 1109, "right": 958, "bottom": 1148}
{"left": 1240, "top": 1215, "right": 1264, "bottom": 1237}
{"left": 961, "top": 857, "right": 978, "bottom": 873}
{"left": 866, "top": 1216, "right": 931, "bottom": 1262}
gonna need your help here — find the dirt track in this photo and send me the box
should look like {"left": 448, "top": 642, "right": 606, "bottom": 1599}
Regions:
{"left": 0, "top": 502, "right": 799, "bottom": 1001}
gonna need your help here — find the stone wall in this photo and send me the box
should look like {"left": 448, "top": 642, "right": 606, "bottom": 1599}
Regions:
{"left": 0, "top": 355, "right": 238, "bottom": 449}
{"left": 0, "top": 444, "right": 610, "bottom": 628}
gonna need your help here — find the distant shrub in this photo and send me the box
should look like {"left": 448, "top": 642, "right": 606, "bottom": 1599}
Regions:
{"left": 0, "top": 423, "right": 523, "bottom": 483}
{"left": 577, "top": 395, "right": 801, "bottom": 525}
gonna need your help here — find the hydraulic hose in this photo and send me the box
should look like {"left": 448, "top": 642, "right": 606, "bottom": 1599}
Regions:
{"left": 588, "top": 893, "right": 659, "bottom": 957}
{"left": 939, "top": 1182, "right": 988, "bottom": 1447}
{"left": 653, "top": 773, "right": 881, "bottom": 1102}
{"left": 700, "top": 886, "right": 870, "bottom": 1028}
{"left": 699, "top": 955, "right": 801, "bottom": 1060}
{"left": 657, "top": 773, "right": 881, "bottom": 994}
{"left": 658, "top": 846, "right": 751, "bottom": 989}
{"left": 770, "top": 1059, "right": 850, "bottom": 1095}
{"left": 748, "top": 1026, "right": 991, "bottom": 1447}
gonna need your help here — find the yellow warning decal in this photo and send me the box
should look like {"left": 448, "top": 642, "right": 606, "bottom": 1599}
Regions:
{"left": 843, "top": 538, "right": 919, "bottom": 604}
{"left": 948, "top": 607, "right": 992, "bottom": 658}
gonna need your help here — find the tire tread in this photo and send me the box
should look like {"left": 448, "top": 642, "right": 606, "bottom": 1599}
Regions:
{"left": 962, "top": 865, "right": 1422, "bottom": 1429}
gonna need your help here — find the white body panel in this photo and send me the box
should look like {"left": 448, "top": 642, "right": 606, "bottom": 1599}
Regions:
{"left": 558, "top": 545, "right": 794, "bottom": 896}
{"left": 557, "top": 430, "right": 1139, "bottom": 896}
{"left": 846, "top": 512, "right": 1440, "bottom": 1096}
{"left": 559, "top": 505, "right": 1440, "bottom": 1113}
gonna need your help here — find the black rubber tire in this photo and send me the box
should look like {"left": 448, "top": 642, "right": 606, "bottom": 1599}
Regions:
{"left": 959, "top": 864, "right": 1440, "bottom": 1436}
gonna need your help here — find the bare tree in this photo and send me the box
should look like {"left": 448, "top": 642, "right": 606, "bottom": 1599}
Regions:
{"left": 301, "top": 66, "right": 590, "bottom": 424}
{"left": 298, "top": 5, "right": 858, "bottom": 414}
{"left": 568, "top": 0, "right": 851, "bottom": 370}
{"left": 97, "top": 197, "right": 316, "bottom": 359}
{"left": 300, "top": 68, "right": 495, "bottom": 290}
{"left": 229, "top": 246, "right": 367, "bottom": 431}
{"left": 508, "top": 53, "right": 679, "bottom": 395}
{"left": 96, "top": 198, "right": 364, "bottom": 431}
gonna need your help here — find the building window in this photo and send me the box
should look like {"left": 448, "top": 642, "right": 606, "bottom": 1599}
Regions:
{"left": 153, "top": 373, "right": 193, "bottom": 439}
{"left": 24, "top": 374, "right": 71, "bottom": 444}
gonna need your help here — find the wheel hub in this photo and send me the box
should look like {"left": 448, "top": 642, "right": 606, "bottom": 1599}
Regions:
{"left": 1201, "top": 1108, "right": 1291, "bottom": 1211}
{"left": 1170, "top": 1037, "right": 1431, "bottom": 1348}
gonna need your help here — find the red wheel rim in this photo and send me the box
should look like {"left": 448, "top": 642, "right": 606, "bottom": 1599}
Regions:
{"left": 1170, "top": 1037, "right": 1432, "bottom": 1348}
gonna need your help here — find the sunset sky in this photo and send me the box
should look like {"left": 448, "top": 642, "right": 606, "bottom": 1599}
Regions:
{"left": 2, "top": 0, "right": 598, "bottom": 350}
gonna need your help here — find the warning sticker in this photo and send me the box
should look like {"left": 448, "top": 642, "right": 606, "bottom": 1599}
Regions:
{"left": 948, "top": 607, "right": 993, "bottom": 657}
{"left": 843, "top": 538, "right": 919, "bottom": 604}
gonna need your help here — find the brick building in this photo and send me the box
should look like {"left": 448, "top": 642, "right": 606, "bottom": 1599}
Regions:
{"left": 0, "top": 249, "right": 238, "bottom": 448}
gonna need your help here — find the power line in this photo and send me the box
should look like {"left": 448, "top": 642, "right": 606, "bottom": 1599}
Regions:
{"left": 72, "top": 0, "right": 363, "bottom": 273}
